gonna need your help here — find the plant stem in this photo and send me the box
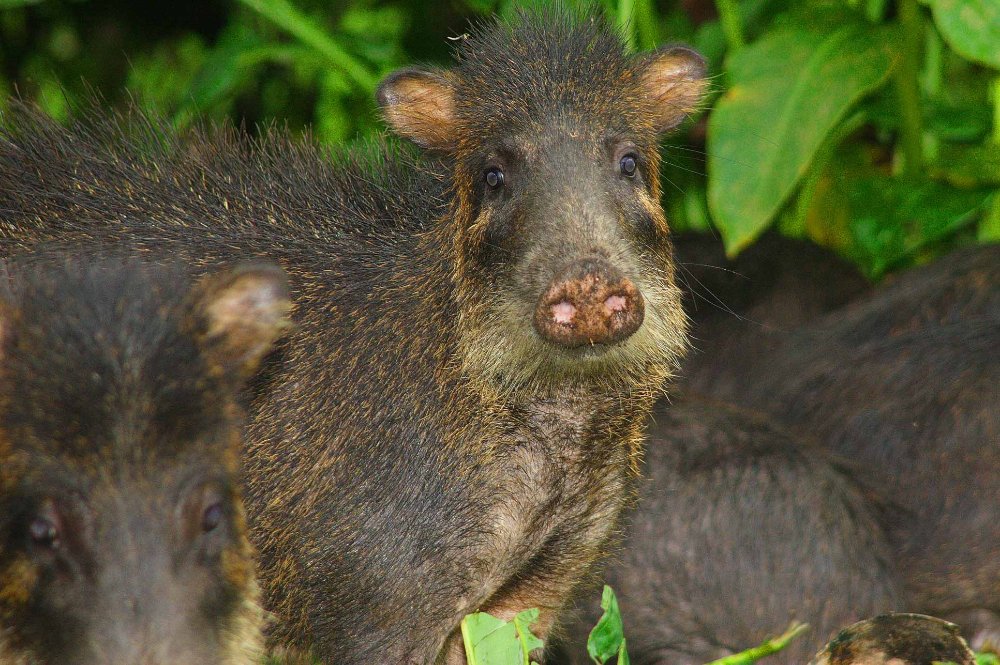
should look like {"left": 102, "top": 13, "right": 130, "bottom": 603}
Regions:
{"left": 715, "top": 0, "right": 745, "bottom": 52}
{"left": 237, "top": 0, "right": 376, "bottom": 90}
{"left": 992, "top": 76, "right": 1000, "bottom": 144}
{"left": 617, "top": 0, "right": 637, "bottom": 52}
{"left": 705, "top": 623, "right": 809, "bottom": 665}
{"left": 893, "top": 0, "right": 925, "bottom": 177}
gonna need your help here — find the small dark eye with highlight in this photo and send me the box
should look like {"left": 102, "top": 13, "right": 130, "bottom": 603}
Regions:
{"left": 619, "top": 154, "right": 638, "bottom": 177}
{"left": 485, "top": 167, "right": 504, "bottom": 189}
{"left": 29, "top": 515, "right": 60, "bottom": 550}
{"left": 202, "top": 502, "right": 224, "bottom": 533}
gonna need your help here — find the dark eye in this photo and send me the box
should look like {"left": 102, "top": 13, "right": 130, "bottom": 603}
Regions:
{"left": 201, "top": 502, "right": 224, "bottom": 533}
{"left": 620, "top": 154, "right": 638, "bottom": 177}
{"left": 484, "top": 167, "right": 504, "bottom": 189}
{"left": 29, "top": 515, "right": 60, "bottom": 550}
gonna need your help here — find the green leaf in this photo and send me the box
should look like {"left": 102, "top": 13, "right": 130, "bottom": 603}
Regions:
{"left": 707, "top": 20, "right": 896, "bottom": 255}
{"left": 925, "top": 0, "right": 1000, "bottom": 69}
{"left": 847, "top": 175, "right": 992, "bottom": 277}
{"left": 461, "top": 609, "right": 543, "bottom": 665}
{"left": 0, "top": 0, "right": 41, "bottom": 7}
{"left": 618, "top": 638, "right": 631, "bottom": 665}
{"left": 235, "top": 0, "right": 376, "bottom": 90}
{"left": 704, "top": 622, "right": 809, "bottom": 665}
{"left": 975, "top": 652, "right": 1000, "bottom": 665}
{"left": 513, "top": 608, "right": 545, "bottom": 659}
{"left": 934, "top": 142, "right": 1000, "bottom": 187}
{"left": 980, "top": 193, "right": 1000, "bottom": 241}
{"left": 587, "top": 585, "right": 626, "bottom": 664}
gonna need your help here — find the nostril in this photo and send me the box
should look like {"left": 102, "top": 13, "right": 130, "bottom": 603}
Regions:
{"left": 604, "top": 294, "right": 627, "bottom": 314}
{"left": 551, "top": 300, "right": 576, "bottom": 324}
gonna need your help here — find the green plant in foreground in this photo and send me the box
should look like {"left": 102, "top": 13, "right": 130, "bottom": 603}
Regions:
{"left": 461, "top": 586, "right": 807, "bottom": 665}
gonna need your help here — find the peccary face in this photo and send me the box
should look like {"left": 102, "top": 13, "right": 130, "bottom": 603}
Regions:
{"left": 378, "top": 12, "right": 706, "bottom": 391}
{"left": 0, "top": 260, "right": 290, "bottom": 665}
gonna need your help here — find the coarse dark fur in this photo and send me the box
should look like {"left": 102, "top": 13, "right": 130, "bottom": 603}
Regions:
{"left": 682, "top": 244, "right": 1000, "bottom": 649}
{"left": 670, "top": 232, "right": 870, "bottom": 391}
{"left": 555, "top": 242, "right": 997, "bottom": 663}
{"left": 556, "top": 396, "right": 900, "bottom": 665}
{"left": 0, "top": 9, "right": 707, "bottom": 662}
{"left": 0, "top": 257, "right": 289, "bottom": 664}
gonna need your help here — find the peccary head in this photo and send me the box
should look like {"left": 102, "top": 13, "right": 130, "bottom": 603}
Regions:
{"left": 0, "top": 259, "right": 291, "bottom": 665}
{"left": 378, "top": 10, "right": 705, "bottom": 392}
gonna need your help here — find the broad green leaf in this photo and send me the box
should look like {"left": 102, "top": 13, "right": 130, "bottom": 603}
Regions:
{"left": 0, "top": 0, "right": 41, "bottom": 7}
{"left": 935, "top": 142, "right": 1000, "bottom": 187}
{"left": 847, "top": 175, "right": 992, "bottom": 277}
{"left": 704, "top": 622, "right": 808, "bottom": 665}
{"left": 707, "top": 21, "right": 896, "bottom": 255}
{"left": 587, "top": 585, "right": 626, "bottom": 664}
{"left": 925, "top": 0, "right": 1000, "bottom": 69}
{"left": 980, "top": 193, "right": 1000, "bottom": 241}
{"left": 462, "top": 609, "right": 543, "bottom": 665}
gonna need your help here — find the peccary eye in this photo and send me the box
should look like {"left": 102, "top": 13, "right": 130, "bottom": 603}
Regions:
{"left": 29, "top": 516, "right": 60, "bottom": 550}
{"left": 620, "top": 154, "right": 638, "bottom": 177}
{"left": 484, "top": 167, "right": 504, "bottom": 189}
{"left": 201, "top": 502, "right": 224, "bottom": 533}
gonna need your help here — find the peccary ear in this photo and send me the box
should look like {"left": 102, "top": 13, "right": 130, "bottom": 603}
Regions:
{"left": 377, "top": 68, "right": 457, "bottom": 151}
{"left": 640, "top": 46, "right": 708, "bottom": 132}
{"left": 191, "top": 263, "right": 293, "bottom": 378}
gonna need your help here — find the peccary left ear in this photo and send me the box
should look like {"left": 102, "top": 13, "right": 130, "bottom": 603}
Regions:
{"left": 192, "top": 262, "right": 293, "bottom": 379}
{"left": 377, "top": 67, "right": 457, "bottom": 151}
{"left": 640, "top": 46, "right": 708, "bottom": 132}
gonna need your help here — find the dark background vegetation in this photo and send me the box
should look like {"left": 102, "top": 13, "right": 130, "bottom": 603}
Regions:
{"left": 1, "top": 0, "right": 997, "bottom": 278}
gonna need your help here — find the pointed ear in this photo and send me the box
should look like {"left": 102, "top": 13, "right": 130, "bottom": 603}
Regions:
{"left": 640, "top": 46, "right": 708, "bottom": 133}
{"left": 192, "top": 263, "right": 292, "bottom": 379}
{"left": 377, "top": 67, "right": 457, "bottom": 151}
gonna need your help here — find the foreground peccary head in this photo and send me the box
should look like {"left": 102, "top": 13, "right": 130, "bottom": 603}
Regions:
{"left": 378, "top": 10, "right": 706, "bottom": 390}
{"left": 0, "top": 258, "right": 290, "bottom": 665}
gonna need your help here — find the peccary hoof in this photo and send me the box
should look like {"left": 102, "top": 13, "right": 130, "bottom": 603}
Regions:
{"left": 811, "top": 613, "right": 975, "bottom": 665}
{"left": 534, "top": 257, "right": 644, "bottom": 348}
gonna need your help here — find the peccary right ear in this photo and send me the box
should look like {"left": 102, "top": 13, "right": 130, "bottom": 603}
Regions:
{"left": 191, "top": 263, "right": 293, "bottom": 379}
{"left": 640, "top": 46, "right": 708, "bottom": 132}
{"left": 377, "top": 68, "right": 457, "bottom": 151}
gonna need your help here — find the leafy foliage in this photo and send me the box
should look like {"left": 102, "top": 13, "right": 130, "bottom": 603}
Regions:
{"left": 0, "top": 0, "right": 996, "bottom": 275}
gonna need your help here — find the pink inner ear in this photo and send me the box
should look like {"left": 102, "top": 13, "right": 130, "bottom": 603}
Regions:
{"left": 379, "top": 71, "right": 457, "bottom": 151}
{"left": 642, "top": 48, "right": 708, "bottom": 132}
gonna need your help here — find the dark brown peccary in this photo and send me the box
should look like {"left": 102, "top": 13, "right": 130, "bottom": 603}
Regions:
{"left": 695, "top": 243, "right": 999, "bottom": 400}
{"left": 809, "top": 613, "right": 975, "bottom": 665}
{"left": 556, "top": 395, "right": 900, "bottom": 665}
{"left": 670, "top": 231, "right": 869, "bottom": 392}
{"left": 0, "top": 10, "right": 708, "bottom": 662}
{"left": 0, "top": 256, "right": 291, "bottom": 664}
{"left": 701, "top": 245, "right": 1000, "bottom": 649}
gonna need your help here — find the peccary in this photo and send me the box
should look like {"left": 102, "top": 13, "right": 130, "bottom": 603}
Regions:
{"left": 557, "top": 244, "right": 997, "bottom": 663}
{"left": 557, "top": 395, "right": 900, "bottom": 665}
{"left": 689, "top": 244, "right": 1000, "bottom": 648}
{"left": 0, "top": 256, "right": 291, "bottom": 664}
{"left": 0, "top": 9, "right": 707, "bottom": 662}
{"left": 809, "top": 613, "right": 976, "bottom": 665}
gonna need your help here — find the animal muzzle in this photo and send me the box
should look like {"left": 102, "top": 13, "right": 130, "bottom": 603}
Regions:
{"left": 533, "top": 257, "right": 644, "bottom": 348}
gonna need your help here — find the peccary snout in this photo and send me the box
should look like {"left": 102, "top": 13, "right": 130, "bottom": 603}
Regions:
{"left": 534, "top": 258, "right": 644, "bottom": 348}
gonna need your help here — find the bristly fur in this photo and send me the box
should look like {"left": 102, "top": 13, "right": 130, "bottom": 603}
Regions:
{"left": 0, "top": 7, "right": 704, "bottom": 663}
{"left": 0, "top": 258, "right": 265, "bottom": 665}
